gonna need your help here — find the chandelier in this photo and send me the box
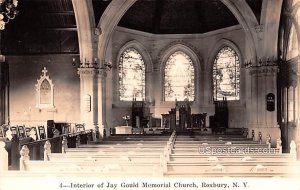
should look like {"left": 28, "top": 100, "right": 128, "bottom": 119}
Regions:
{"left": 0, "top": 0, "right": 18, "bottom": 30}
{"left": 72, "top": 58, "right": 112, "bottom": 70}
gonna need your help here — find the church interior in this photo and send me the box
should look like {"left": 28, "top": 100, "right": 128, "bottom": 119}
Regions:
{"left": 0, "top": 0, "right": 300, "bottom": 180}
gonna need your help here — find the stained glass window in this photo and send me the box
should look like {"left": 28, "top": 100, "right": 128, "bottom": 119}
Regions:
{"left": 119, "top": 48, "right": 145, "bottom": 101}
{"left": 213, "top": 46, "right": 240, "bottom": 100}
{"left": 164, "top": 51, "right": 195, "bottom": 101}
{"left": 287, "top": 24, "right": 299, "bottom": 60}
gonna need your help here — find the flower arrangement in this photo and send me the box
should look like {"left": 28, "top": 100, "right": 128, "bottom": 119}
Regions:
{"left": 122, "top": 115, "right": 130, "bottom": 126}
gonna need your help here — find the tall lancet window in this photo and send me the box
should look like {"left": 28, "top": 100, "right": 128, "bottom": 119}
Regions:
{"left": 286, "top": 24, "right": 299, "bottom": 122}
{"left": 286, "top": 24, "right": 299, "bottom": 60}
{"left": 164, "top": 51, "right": 195, "bottom": 101}
{"left": 119, "top": 48, "right": 145, "bottom": 101}
{"left": 213, "top": 46, "right": 240, "bottom": 100}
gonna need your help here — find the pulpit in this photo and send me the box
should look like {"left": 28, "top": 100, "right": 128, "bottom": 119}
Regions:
{"left": 191, "top": 113, "right": 207, "bottom": 129}
{"left": 169, "top": 109, "right": 176, "bottom": 130}
{"left": 131, "top": 100, "right": 149, "bottom": 128}
{"left": 210, "top": 99, "right": 228, "bottom": 133}
{"left": 177, "top": 100, "right": 192, "bottom": 129}
{"left": 161, "top": 114, "right": 169, "bottom": 129}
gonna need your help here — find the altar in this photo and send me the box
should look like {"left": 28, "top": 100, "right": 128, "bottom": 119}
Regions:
{"left": 115, "top": 126, "right": 133, "bottom": 134}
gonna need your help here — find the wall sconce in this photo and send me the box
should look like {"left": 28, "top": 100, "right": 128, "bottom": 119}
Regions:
{"left": 72, "top": 57, "right": 112, "bottom": 70}
{"left": 245, "top": 56, "right": 277, "bottom": 69}
{"left": 100, "top": 60, "right": 112, "bottom": 71}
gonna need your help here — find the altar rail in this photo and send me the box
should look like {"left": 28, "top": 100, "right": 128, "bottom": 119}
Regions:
{"left": 0, "top": 129, "right": 93, "bottom": 170}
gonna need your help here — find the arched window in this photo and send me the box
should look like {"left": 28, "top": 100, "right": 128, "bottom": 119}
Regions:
{"left": 119, "top": 48, "right": 145, "bottom": 101}
{"left": 287, "top": 24, "right": 299, "bottom": 60}
{"left": 164, "top": 51, "right": 195, "bottom": 101}
{"left": 286, "top": 23, "right": 299, "bottom": 122}
{"left": 213, "top": 46, "right": 240, "bottom": 100}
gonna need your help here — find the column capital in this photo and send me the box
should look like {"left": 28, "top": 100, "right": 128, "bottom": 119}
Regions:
{"left": 249, "top": 66, "right": 278, "bottom": 76}
{"left": 77, "top": 68, "right": 107, "bottom": 78}
{"left": 77, "top": 68, "right": 98, "bottom": 76}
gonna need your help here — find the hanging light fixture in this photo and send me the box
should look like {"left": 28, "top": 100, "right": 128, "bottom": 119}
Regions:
{"left": 0, "top": 0, "right": 19, "bottom": 30}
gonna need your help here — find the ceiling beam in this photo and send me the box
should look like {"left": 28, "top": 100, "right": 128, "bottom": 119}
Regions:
{"left": 44, "top": 11, "right": 74, "bottom": 15}
{"left": 43, "top": 27, "right": 77, "bottom": 31}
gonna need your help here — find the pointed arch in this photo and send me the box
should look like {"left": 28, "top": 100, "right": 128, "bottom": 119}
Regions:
{"left": 97, "top": 0, "right": 258, "bottom": 65}
{"left": 210, "top": 40, "right": 242, "bottom": 101}
{"left": 117, "top": 41, "right": 148, "bottom": 101}
{"left": 117, "top": 40, "right": 153, "bottom": 72}
{"left": 160, "top": 44, "right": 200, "bottom": 101}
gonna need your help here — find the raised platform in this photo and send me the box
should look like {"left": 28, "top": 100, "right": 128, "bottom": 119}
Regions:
{"left": 115, "top": 126, "right": 132, "bottom": 134}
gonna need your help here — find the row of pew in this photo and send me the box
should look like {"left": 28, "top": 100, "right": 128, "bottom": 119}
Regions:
{"left": 5, "top": 132, "right": 300, "bottom": 177}
{"left": 6, "top": 131, "right": 299, "bottom": 177}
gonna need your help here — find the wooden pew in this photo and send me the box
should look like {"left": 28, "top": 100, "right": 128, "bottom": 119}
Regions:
{"left": 65, "top": 147, "right": 165, "bottom": 154}
{"left": 166, "top": 161, "right": 300, "bottom": 176}
{"left": 169, "top": 154, "right": 294, "bottom": 162}
{"left": 21, "top": 160, "right": 161, "bottom": 175}
{"left": 172, "top": 144, "right": 275, "bottom": 154}
{"left": 175, "top": 137, "right": 253, "bottom": 141}
{"left": 19, "top": 143, "right": 164, "bottom": 176}
{"left": 175, "top": 140, "right": 259, "bottom": 144}
{"left": 49, "top": 153, "right": 161, "bottom": 163}
{"left": 79, "top": 141, "right": 168, "bottom": 145}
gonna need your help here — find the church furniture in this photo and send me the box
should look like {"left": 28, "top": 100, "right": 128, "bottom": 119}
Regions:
{"left": 209, "top": 99, "right": 229, "bottom": 134}
{"left": 161, "top": 114, "right": 169, "bottom": 129}
{"left": 169, "top": 154, "right": 294, "bottom": 162}
{"left": 62, "top": 123, "right": 71, "bottom": 134}
{"left": 2, "top": 129, "right": 94, "bottom": 170}
{"left": 162, "top": 101, "right": 212, "bottom": 131}
{"left": 15, "top": 134, "right": 300, "bottom": 177}
{"left": 9, "top": 126, "right": 18, "bottom": 136}
{"left": 46, "top": 120, "right": 55, "bottom": 138}
{"left": 29, "top": 127, "right": 38, "bottom": 140}
{"left": 25, "top": 127, "right": 31, "bottom": 138}
{"left": 17, "top": 126, "right": 26, "bottom": 138}
{"left": 132, "top": 127, "right": 144, "bottom": 134}
{"left": 75, "top": 123, "right": 85, "bottom": 132}
{"left": 2, "top": 129, "right": 299, "bottom": 177}
{"left": 168, "top": 108, "right": 176, "bottom": 130}
{"left": 166, "top": 161, "right": 300, "bottom": 175}
{"left": 191, "top": 113, "right": 207, "bottom": 129}
{"left": 0, "top": 125, "right": 5, "bottom": 138}
{"left": 115, "top": 126, "right": 133, "bottom": 134}
{"left": 131, "top": 100, "right": 149, "bottom": 129}
{"left": 37, "top": 126, "right": 46, "bottom": 139}
{"left": 49, "top": 153, "right": 162, "bottom": 164}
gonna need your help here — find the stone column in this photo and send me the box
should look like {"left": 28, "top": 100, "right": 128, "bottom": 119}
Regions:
{"left": 78, "top": 68, "right": 99, "bottom": 140}
{"left": 97, "top": 68, "right": 107, "bottom": 138}
{"left": 248, "top": 62, "right": 280, "bottom": 146}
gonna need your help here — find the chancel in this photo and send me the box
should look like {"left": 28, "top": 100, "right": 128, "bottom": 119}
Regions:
{"left": 0, "top": 0, "right": 300, "bottom": 179}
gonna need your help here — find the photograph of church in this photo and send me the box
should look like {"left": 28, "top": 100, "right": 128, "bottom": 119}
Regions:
{"left": 0, "top": 0, "right": 300, "bottom": 187}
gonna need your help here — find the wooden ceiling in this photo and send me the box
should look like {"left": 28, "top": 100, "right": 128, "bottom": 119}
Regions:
{"left": 94, "top": 0, "right": 262, "bottom": 34}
